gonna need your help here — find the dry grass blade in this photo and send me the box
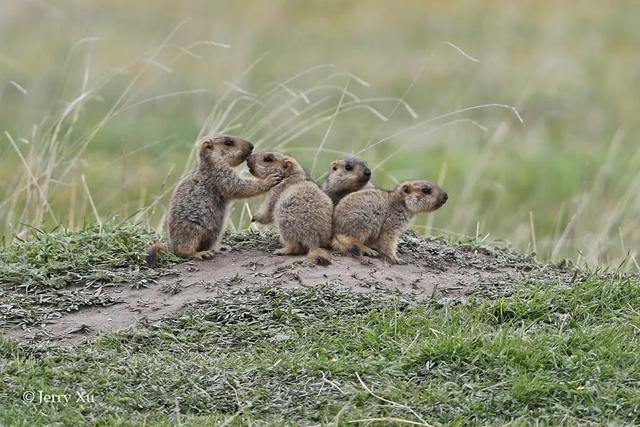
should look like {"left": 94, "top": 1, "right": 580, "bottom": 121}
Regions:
{"left": 61, "top": 20, "right": 191, "bottom": 183}
{"left": 369, "top": 118, "right": 488, "bottom": 173}
{"left": 357, "top": 103, "right": 523, "bottom": 156}
{"left": 81, "top": 175, "right": 102, "bottom": 230}
{"left": 4, "top": 131, "right": 58, "bottom": 226}
{"left": 347, "top": 417, "right": 430, "bottom": 426}
{"left": 355, "top": 372, "right": 431, "bottom": 426}
{"left": 311, "top": 80, "right": 350, "bottom": 175}
{"left": 113, "top": 89, "right": 209, "bottom": 116}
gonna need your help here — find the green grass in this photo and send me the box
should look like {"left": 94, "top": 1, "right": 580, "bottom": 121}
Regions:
{"left": 2, "top": 274, "right": 640, "bottom": 425}
{"left": 0, "top": 223, "right": 171, "bottom": 290}
{"left": 0, "top": 223, "right": 180, "bottom": 327}
{"left": 1, "top": 225, "right": 638, "bottom": 424}
{"left": 2, "top": 3, "right": 639, "bottom": 424}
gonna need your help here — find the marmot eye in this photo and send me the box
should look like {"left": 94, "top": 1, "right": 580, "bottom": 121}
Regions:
{"left": 421, "top": 187, "right": 432, "bottom": 195}
{"left": 345, "top": 164, "right": 353, "bottom": 171}
{"left": 264, "top": 155, "right": 273, "bottom": 162}
{"left": 224, "top": 139, "right": 234, "bottom": 146}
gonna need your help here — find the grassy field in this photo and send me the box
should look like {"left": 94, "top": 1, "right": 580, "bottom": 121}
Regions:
{"left": 3, "top": 5, "right": 640, "bottom": 425}
{"left": 4, "top": 281, "right": 640, "bottom": 425}
{"left": 3, "top": 4, "right": 640, "bottom": 424}
{"left": 1, "top": 225, "right": 639, "bottom": 425}
{"left": 1, "top": 1, "right": 639, "bottom": 269}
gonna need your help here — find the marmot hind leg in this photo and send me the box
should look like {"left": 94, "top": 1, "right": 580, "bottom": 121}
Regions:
{"left": 191, "top": 250, "right": 215, "bottom": 260}
{"left": 332, "top": 234, "right": 379, "bottom": 258}
{"left": 375, "top": 231, "right": 404, "bottom": 264}
{"left": 274, "top": 242, "right": 305, "bottom": 256}
{"left": 170, "top": 221, "right": 216, "bottom": 260}
{"left": 307, "top": 247, "right": 331, "bottom": 266}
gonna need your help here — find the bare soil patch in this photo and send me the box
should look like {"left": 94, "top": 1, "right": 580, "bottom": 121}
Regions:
{"left": 3, "top": 232, "right": 569, "bottom": 346}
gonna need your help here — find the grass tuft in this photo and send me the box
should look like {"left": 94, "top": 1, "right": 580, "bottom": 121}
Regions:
{"left": 0, "top": 223, "right": 180, "bottom": 327}
{"left": 0, "top": 223, "right": 175, "bottom": 290}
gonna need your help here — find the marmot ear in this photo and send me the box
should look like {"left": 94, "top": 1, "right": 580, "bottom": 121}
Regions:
{"left": 283, "top": 159, "right": 292, "bottom": 170}
{"left": 201, "top": 139, "right": 214, "bottom": 151}
{"left": 401, "top": 183, "right": 411, "bottom": 194}
{"left": 330, "top": 160, "right": 338, "bottom": 170}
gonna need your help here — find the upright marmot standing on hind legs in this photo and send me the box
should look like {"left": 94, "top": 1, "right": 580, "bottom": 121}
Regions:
{"left": 248, "top": 152, "right": 334, "bottom": 266}
{"left": 322, "top": 157, "right": 372, "bottom": 204}
{"left": 146, "top": 135, "right": 281, "bottom": 267}
{"left": 333, "top": 180, "right": 448, "bottom": 264}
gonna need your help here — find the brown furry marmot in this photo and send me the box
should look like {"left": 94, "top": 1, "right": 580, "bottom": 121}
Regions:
{"left": 332, "top": 180, "right": 448, "bottom": 264}
{"left": 146, "top": 135, "right": 280, "bottom": 267}
{"left": 248, "top": 152, "right": 333, "bottom": 266}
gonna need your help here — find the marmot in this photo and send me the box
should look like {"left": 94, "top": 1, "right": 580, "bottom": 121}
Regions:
{"left": 322, "top": 157, "right": 372, "bottom": 204}
{"left": 248, "top": 152, "right": 333, "bottom": 266}
{"left": 332, "top": 180, "right": 448, "bottom": 264}
{"left": 146, "top": 135, "right": 280, "bottom": 267}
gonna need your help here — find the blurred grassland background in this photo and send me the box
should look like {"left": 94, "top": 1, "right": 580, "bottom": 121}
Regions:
{"left": 0, "top": 0, "right": 639, "bottom": 269}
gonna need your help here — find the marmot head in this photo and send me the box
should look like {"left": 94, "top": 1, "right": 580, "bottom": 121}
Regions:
{"left": 199, "top": 135, "right": 254, "bottom": 167}
{"left": 247, "top": 152, "right": 305, "bottom": 180}
{"left": 396, "top": 180, "right": 448, "bottom": 214}
{"left": 325, "top": 157, "right": 371, "bottom": 191}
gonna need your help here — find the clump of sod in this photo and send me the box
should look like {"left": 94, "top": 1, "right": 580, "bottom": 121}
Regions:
{"left": 0, "top": 223, "right": 177, "bottom": 290}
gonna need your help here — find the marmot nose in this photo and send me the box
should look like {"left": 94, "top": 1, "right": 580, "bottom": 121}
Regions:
{"left": 364, "top": 168, "right": 371, "bottom": 177}
{"left": 248, "top": 142, "right": 254, "bottom": 151}
{"left": 442, "top": 192, "right": 448, "bottom": 202}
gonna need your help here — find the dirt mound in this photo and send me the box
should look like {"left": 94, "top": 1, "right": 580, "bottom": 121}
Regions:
{"left": 3, "top": 232, "right": 571, "bottom": 346}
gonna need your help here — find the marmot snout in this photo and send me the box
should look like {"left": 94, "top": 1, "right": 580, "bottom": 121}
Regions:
{"left": 205, "top": 134, "right": 254, "bottom": 167}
